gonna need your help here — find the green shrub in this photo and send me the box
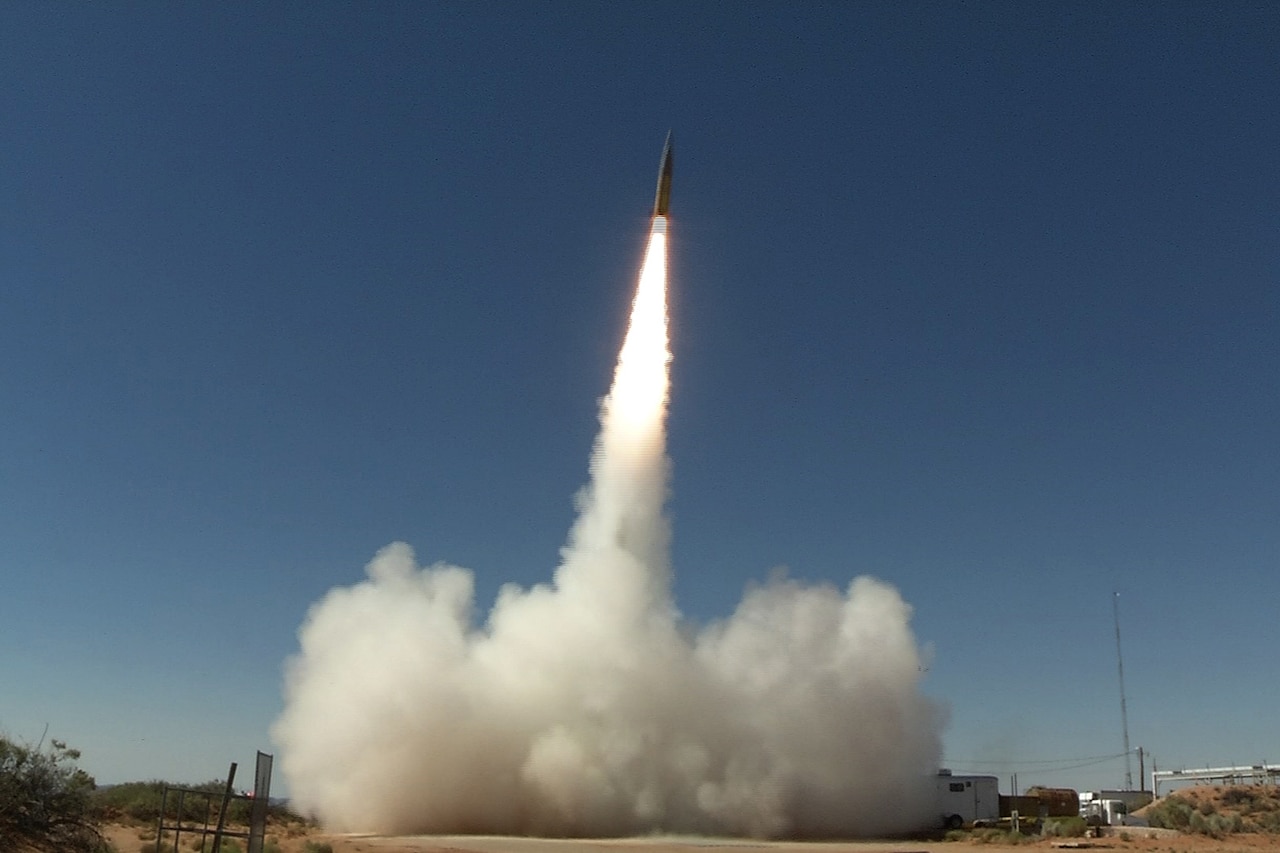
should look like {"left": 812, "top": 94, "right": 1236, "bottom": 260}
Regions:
{"left": 1044, "top": 816, "right": 1087, "bottom": 838}
{"left": 94, "top": 778, "right": 306, "bottom": 831}
{"left": 94, "top": 780, "right": 208, "bottom": 823}
{"left": 303, "top": 842, "right": 334, "bottom": 853}
{"left": 0, "top": 735, "right": 109, "bottom": 852}
{"left": 1187, "top": 810, "right": 1238, "bottom": 838}
{"left": 1221, "top": 787, "right": 1256, "bottom": 808}
{"left": 969, "top": 828, "right": 1025, "bottom": 844}
{"left": 1148, "top": 797, "right": 1194, "bottom": 830}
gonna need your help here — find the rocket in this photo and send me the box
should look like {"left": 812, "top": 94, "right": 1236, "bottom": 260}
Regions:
{"left": 653, "top": 132, "right": 673, "bottom": 217}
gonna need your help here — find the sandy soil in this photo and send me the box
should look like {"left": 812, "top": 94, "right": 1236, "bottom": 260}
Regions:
{"left": 100, "top": 825, "right": 1280, "bottom": 853}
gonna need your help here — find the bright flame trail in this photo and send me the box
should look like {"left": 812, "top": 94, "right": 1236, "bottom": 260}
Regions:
{"left": 273, "top": 212, "right": 945, "bottom": 838}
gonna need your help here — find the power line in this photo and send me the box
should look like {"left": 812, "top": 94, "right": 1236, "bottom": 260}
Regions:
{"left": 944, "top": 751, "right": 1131, "bottom": 769}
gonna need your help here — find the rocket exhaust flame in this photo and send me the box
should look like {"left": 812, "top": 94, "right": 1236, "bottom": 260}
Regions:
{"left": 603, "top": 216, "right": 669, "bottom": 468}
{"left": 273, "top": 149, "right": 944, "bottom": 838}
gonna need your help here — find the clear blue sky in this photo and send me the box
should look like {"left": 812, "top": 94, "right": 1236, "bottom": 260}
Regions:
{"left": 2, "top": 2, "right": 1276, "bottom": 797}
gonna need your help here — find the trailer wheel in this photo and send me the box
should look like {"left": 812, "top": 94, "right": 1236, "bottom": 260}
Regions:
{"left": 945, "top": 814, "right": 963, "bottom": 830}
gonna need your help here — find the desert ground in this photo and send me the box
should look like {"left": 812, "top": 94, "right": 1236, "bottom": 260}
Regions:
{"left": 100, "top": 785, "right": 1280, "bottom": 853}
{"left": 99, "top": 826, "right": 1280, "bottom": 853}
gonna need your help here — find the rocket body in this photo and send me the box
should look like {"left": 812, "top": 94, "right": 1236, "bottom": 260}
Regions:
{"left": 653, "top": 132, "right": 673, "bottom": 217}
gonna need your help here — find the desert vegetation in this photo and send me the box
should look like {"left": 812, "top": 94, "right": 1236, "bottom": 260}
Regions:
{"left": 0, "top": 734, "right": 110, "bottom": 852}
{"left": 1145, "top": 786, "right": 1280, "bottom": 837}
{"left": 94, "top": 776, "right": 310, "bottom": 853}
{"left": 1, "top": 733, "right": 319, "bottom": 853}
{"left": 940, "top": 814, "right": 1088, "bottom": 845}
{"left": 92, "top": 778, "right": 304, "bottom": 827}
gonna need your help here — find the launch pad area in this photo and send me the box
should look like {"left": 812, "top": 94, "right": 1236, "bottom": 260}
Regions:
{"left": 322, "top": 837, "right": 940, "bottom": 853}
{"left": 286, "top": 832, "right": 1280, "bottom": 853}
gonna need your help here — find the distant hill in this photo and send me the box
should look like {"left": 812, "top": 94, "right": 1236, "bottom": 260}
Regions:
{"left": 1138, "top": 785, "right": 1280, "bottom": 836}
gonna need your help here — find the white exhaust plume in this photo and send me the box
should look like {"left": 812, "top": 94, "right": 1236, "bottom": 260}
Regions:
{"left": 273, "top": 216, "right": 945, "bottom": 837}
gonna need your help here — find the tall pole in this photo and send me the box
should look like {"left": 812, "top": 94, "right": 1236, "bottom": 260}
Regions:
{"left": 1114, "top": 591, "right": 1133, "bottom": 789}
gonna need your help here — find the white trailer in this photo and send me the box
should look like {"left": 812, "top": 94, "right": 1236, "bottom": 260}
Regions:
{"left": 936, "top": 771, "right": 1000, "bottom": 829}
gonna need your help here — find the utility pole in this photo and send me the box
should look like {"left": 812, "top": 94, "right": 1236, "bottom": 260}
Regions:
{"left": 1114, "top": 591, "right": 1133, "bottom": 790}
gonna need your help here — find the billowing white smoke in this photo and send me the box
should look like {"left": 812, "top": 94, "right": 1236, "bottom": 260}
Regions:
{"left": 273, "top": 217, "right": 945, "bottom": 838}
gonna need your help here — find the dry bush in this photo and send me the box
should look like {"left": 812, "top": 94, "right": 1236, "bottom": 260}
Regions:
{"left": 0, "top": 735, "right": 108, "bottom": 853}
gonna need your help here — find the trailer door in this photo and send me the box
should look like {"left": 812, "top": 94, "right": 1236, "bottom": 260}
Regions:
{"left": 973, "top": 778, "right": 998, "bottom": 821}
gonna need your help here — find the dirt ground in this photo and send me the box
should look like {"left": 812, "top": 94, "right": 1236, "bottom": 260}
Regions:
{"left": 101, "top": 782, "right": 1280, "bottom": 853}
{"left": 100, "top": 825, "right": 1280, "bottom": 853}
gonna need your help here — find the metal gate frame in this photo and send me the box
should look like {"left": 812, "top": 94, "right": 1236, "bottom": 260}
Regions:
{"left": 154, "top": 751, "right": 273, "bottom": 853}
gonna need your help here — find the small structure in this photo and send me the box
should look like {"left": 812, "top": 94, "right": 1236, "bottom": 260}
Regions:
{"left": 1025, "top": 786, "right": 1080, "bottom": 818}
{"left": 936, "top": 770, "right": 1000, "bottom": 829}
{"left": 1151, "top": 764, "right": 1280, "bottom": 797}
{"left": 1080, "top": 789, "right": 1152, "bottom": 813}
{"left": 1080, "top": 797, "right": 1130, "bottom": 827}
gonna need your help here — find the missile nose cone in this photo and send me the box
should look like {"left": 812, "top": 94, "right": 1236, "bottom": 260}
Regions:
{"left": 653, "top": 132, "right": 673, "bottom": 217}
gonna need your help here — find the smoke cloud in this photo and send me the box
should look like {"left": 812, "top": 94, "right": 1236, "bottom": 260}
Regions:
{"left": 273, "top": 218, "right": 945, "bottom": 837}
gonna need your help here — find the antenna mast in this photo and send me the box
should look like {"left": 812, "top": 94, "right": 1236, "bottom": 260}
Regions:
{"left": 1114, "top": 591, "right": 1133, "bottom": 789}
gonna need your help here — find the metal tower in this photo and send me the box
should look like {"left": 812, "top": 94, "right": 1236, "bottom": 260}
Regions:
{"left": 1114, "top": 591, "right": 1133, "bottom": 790}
